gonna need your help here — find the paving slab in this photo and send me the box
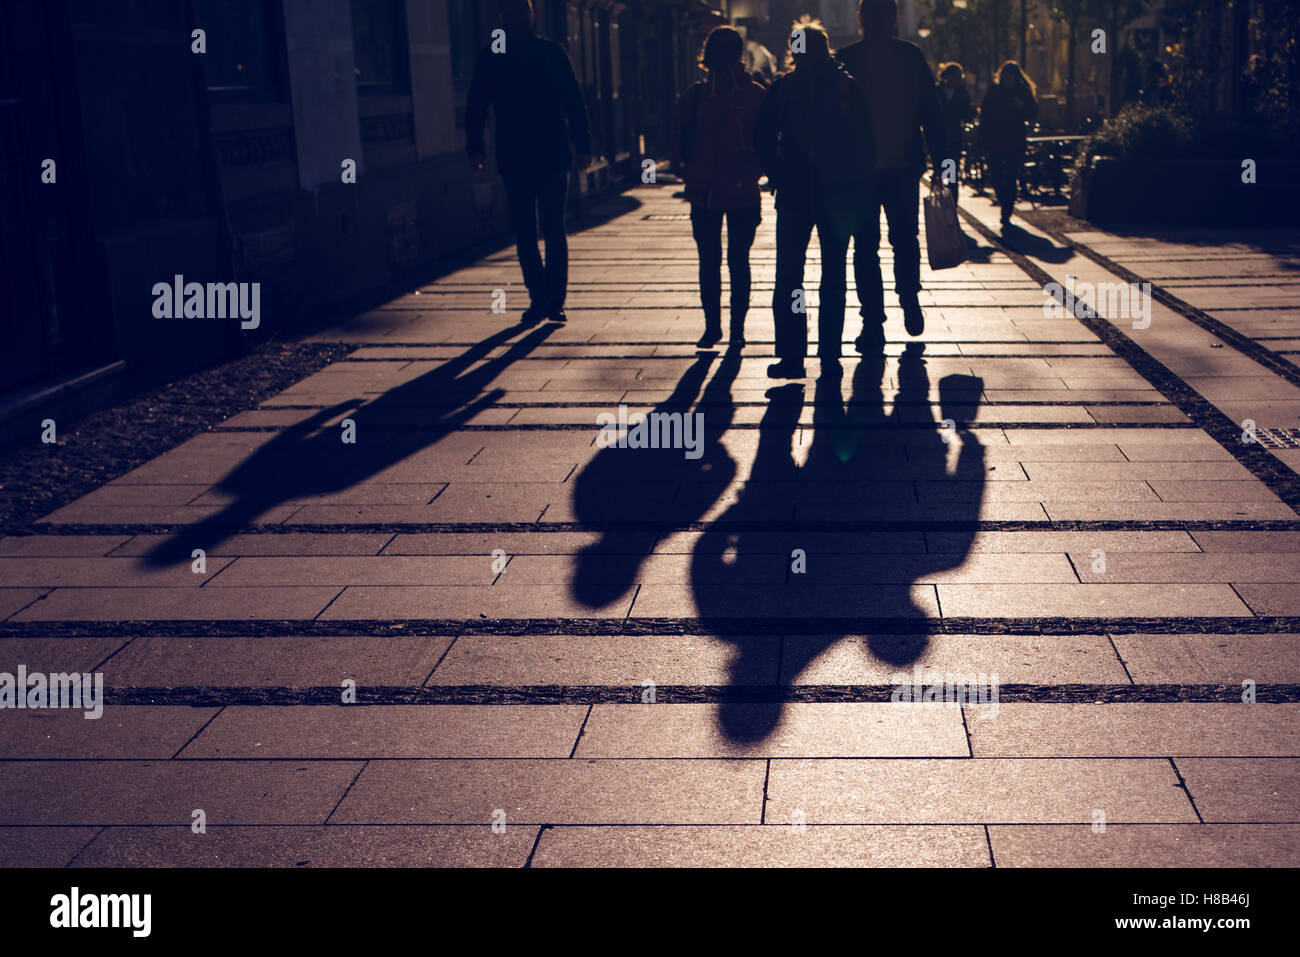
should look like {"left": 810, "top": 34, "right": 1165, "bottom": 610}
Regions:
{"left": 11, "top": 586, "right": 343, "bottom": 622}
{"left": 1112, "top": 633, "right": 1300, "bottom": 684}
{"left": 573, "top": 703, "right": 969, "bottom": 758}
{"left": 0, "top": 827, "right": 102, "bottom": 867}
{"left": 102, "top": 635, "right": 452, "bottom": 688}
{"left": 429, "top": 634, "right": 777, "bottom": 687}
{"left": 69, "top": 825, "right": 537, "bottom": 867}
{"left": 0, "top": 536, "right": 132, "bottom": 557}
{"left": 1177, "top": 758, "right": 1300, "bottom": 822}
{"left": 0, "top": 707, "right": 218, "bottom": 759}
{"left": 988, "top": 823, "right": 1300, "bottom": 867}
{"left": 1073, "top": 552, "right": 1300, "bottom": 583}
{"left": 330, "top": 758, "right": 767, "bottom": 825}
{"left": 0, "top": 761, "right": 364, "bottom": 825}
{"left": 532, "top": 824, "right": 989, "bottom": 867}
{"left": 936, "top": 583, "right": 1253, "bottom": 618}
{"left": 784, "top": 633, "right": 1125, "bottom": 685}
{"left": 320, "top": 584, "right": 633, "bottom": 620}
{"left": 969, "top": 704, "right": 1300, "bottom": 757}
{"left": 181, "top": 705, "right": 586, "bottom": 758}
{"left": 765, "top": 757, "right": 1197, "bottom": 824}
{"left": 0, "top": 636, "right": 127, "bottom": 674}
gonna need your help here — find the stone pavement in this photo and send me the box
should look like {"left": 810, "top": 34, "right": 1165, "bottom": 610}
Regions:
{"left": 2, "top": 180, "right": 1299, "bottom": 867}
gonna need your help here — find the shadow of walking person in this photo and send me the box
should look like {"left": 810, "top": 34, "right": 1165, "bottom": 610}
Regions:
{"left": 691, "top": 378, "right": 805, "bottom": 743}
{"left": 691, "top": 343, "right": 986, "bottom": 744}
{"left": 141, "top": 320, "right": 556, "bottom": 569}
{"left": 997, "top": 224, "right": 1075, "bottom": 264}
{"left": 570, "top": 349, "right": 742, "bottom": 610}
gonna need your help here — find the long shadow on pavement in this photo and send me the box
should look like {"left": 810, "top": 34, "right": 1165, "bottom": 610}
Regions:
{"left": 141, "top": 319, "right": 557, "bottom": 568}
{"left": 569, "top": 348, "right": 742, "bottom": 608}
{"left": 690, "top": 345, "right": 986, "bottom": 743}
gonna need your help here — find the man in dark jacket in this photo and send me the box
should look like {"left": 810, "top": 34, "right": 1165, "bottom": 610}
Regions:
{"left": 838, "top": 0, "right": 947, "bottom": 347}
{"left": 467, "top": 0, "right": 591, "bottom": 324}
{"left": 756, "top": 19, "right": 874, "bottom": 378}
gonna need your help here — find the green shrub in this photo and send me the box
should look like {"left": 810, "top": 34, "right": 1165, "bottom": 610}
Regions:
{"left": 1074, "top": 104, "right": 1192, "bottom": 174}
{"left": 1074, "top": 104, "right": 1295, "bottom": 179}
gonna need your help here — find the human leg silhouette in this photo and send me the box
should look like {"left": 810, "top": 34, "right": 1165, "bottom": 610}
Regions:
{"left": 771, "top": 206, "right": 814, "bottom": 376}
{"left": 725, "top": 205, "right": 760, "bottom": 345}
{"left": 880, "top": 170, "right": 924, "bottom": 335}
{"left": 690, "top": 205, "right": 724, "bottom": 345}
{"left": 503, "top": 173, "right": 547, "bottom": 321}
{"left": 814, "top": 218, "right": 850, "bottom": 362}
{"left": 536, "top": 170, "right": 569, "bottom": 319}
{"left": 852, "top": 189, "right": 887, "bottom": 353}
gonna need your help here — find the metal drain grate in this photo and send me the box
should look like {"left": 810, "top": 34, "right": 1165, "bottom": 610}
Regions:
{"left": 643, "top": 213, "right": 691, "bottom": 221}
{"left": 1255, "top": 428, "right": 1300, "bottom": 449}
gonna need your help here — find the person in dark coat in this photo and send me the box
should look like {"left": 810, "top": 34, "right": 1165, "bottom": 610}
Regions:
{"left": 670, "top": 27, "right": 766, "bottom": 348}
{"left": 978, "top": 60, "right": 1038, "bottom": 230}
{"left": 936, "top": 62, "right": 976, "bottom": 203}
{"left": 466, "top": 0, "right": 591, "bottom": 324}
{"left": 838, "top": 0, "right": 947, "bottom": 347}
{"left": 756, "top": 18, "right": 875, "bottom": 377}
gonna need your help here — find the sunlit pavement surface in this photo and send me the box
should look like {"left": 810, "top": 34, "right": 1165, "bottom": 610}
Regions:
{"left": 3, "top": 181, "right": 1300, "bottom": 867}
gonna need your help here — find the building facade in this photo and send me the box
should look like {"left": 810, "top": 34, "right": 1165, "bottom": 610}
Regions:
{"left": 1, "top": 0, "right": 723, "bottom": 435}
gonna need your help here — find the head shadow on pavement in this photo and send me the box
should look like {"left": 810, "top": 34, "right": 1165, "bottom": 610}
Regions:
{"left": 688, "top": 344, "right": 987, "bottom": 743}
{"left": 568, "top": 348, "right": 743, "bottom": 609}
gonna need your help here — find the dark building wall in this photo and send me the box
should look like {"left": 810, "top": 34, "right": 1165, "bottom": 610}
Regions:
{"left": 3, "top": 0, "right": 710, "bottom": 412}
{"left": 2, "top": 1, "right": 234, "bottom": 397}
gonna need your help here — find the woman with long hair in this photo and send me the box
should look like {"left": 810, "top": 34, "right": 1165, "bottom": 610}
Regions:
{"left": 669, "top": 27, "right": 766, "bottom": 348}
{"left": 978, "top": 60, "right": 1038, "bottom": 229}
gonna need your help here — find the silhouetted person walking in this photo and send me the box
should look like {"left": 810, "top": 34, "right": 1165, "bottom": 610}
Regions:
{"left": 466, "top": 0, "right": 591, "bottom": 324}
{"left": 936, "top": 62, "right": 975, "bottom": 204}
{"left": 978, "top": 60, "right": 1038, "bottom": 230}
{"left": 839, "top": 0, "right": 946, "bottom": 348}
{"left": 756, "top": 18, "right": 874, "bottom": 378}
{"left": 670, "top": 26, "right": 766, "bottom": 348}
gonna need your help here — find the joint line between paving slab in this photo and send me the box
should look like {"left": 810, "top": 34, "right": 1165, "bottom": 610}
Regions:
{"left": 74, "top": 682, "right": 1300, "bottom": 706}
{"left": 6, "top": 615, "right": 1300, "bottom": 638}
{"left": 206, "top": 421, "right": 1203, "bottom": 434}
{"left": 171, "top": 706, "right": 226, "bottom": 759}
{"left": 1106, "top": 635, "right": 1136, "bottom": 685}
{"left": 4, "top": 589, "right": 53, "bottom": 621}
{"left": 959, "top": 705, "right": 974, "bottom": 757}
{"left": 958, "top": 206, "right": 1300, "bottom": 514}
{"left": 569, "top": 704, "right": 593, "bottom": 759}
{"left": 88, "top": 637, "right": 136, "bottom": 675}
{"left": 422, "top": 635, "right": 459, "bottom": 686}
{"left": 323, "top": 760, "right": 369, "bottom": 825}
{"left": 312, "top": 587, "right": 349, "bottom": 621}
{"left": 1226, "top": 583, "right": 1255, "bottom": 617}
{"left": 1062, "top": 551, "right": 1083, "bottom": 584}
{"left": 217, "top": 399, "right": 1182, "bottom": 410}
{"left": 523, "top": 825, "right": 549, "bottom": 868}
{"left": 1167, "top": 757, "right": 1206, "bottom": 824}
{"left": 26, "top": 517, "right": 1300, "bottom": 536}
{"left": 63, "top": 826, "right": 108, "bottom": 869}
